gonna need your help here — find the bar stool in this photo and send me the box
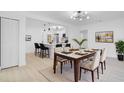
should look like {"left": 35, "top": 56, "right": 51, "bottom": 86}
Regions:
{"left": 34, "top": 43, "right": 40, "bottom": 56}
{"left": 40, "top": 43, "right": 50, "bottom": 58}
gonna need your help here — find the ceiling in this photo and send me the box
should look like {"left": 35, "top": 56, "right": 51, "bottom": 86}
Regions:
{"left": 27, "top": 11, "right": 124, "bottom": 26}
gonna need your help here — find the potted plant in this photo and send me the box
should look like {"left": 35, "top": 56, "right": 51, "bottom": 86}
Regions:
{"left": 73, "top": 38, "right": 87, "bottom": 50}
{"left": 115, "top": 40, "right": 124, "bottom": 61}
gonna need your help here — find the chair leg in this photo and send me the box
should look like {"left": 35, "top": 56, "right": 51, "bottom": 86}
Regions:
{"left": 91, "top": 71, "right": 94, "bottom": 82}
{"left": 101, "top": 62, "right": 104, "bottom": 74}
{"left": 104, "top": 60, "right": 106, "bottom": 70}
{"left": 97, "top": 67, "right": 99, "bottom": 79}
{"left": 70, "top": 60, "right": 72, "bottom": 68}
{"left": 79, "top": 68, "right": 82, "bottom": 80}
{"left": 84, "top": 70, "right": 87, "bottom": 73}
{"left": 60, "top": 62, "right": 63, "bottom": 74}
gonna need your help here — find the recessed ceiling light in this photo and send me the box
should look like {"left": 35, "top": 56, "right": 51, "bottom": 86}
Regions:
{"left": 86, "top": 16, "right": 90, "bottom": 19}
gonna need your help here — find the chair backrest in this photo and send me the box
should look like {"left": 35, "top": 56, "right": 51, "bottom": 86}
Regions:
{"left": 56, "top": 44, "right": 62, "bottom": 47}
{"left": 34, "top": 43, "right": 40, "bottom": 48}
{"left": 65, "top": 40, "right": 68, "bottom": 43}
{"left": 65, "top": 43, "right": 71, "bottom": 47}
{"left": 91, "top": 50, "right": 101, "bottom": 70}
{"left": 100, "top": 48, "right": 107, "bottom": 62}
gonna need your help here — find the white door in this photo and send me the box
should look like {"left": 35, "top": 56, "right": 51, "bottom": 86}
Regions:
{"left": 1, "top": 17, "right": 19, "bottom": 69}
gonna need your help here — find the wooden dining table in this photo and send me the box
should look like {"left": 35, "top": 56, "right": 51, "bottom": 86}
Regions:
{"left": 53, "top": 49, "right": 96, "bottom": 82}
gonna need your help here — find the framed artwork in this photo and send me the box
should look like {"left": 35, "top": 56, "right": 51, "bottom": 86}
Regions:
{"left": 95, "top": 31, "right": 114, "bottom": 43}
{"left": 25, "top": 35, "right": 31, "bottom": 41}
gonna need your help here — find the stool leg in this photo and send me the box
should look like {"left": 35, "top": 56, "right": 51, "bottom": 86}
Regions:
{"left": 39, "top": 49, "right": 41, "bottom": 57}
{"left": 48, "top": 49, "right": 50, "bottom": 58}
{"left": 44, "top": 50, "right": 46, "bottom": 57}
{"left": 35, "top": 48, "right": 37, "bottom": 56}
{"left": 42, "top": 50, "right": 44, "bottom": 58}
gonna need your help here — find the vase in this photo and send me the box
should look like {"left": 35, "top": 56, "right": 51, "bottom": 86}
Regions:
{"left": 79, "top": 46, "right": 82, "bottom": 53}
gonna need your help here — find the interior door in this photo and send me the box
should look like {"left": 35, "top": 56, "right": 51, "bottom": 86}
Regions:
{"left": 1, "top": 17, "right": 19, "bottom": 69}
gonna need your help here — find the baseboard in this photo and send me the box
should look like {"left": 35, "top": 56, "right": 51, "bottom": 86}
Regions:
{"left": 18, "top": 62, "right": 26, "bottom": 67}
{"left": 107, "top": 56, "right": 117, "bottom": 59}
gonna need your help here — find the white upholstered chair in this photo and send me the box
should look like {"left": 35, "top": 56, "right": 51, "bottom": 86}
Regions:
{"left": 80, "top": 50, "right": 101, "bottom": 82}
{"left": 54, "top": 47, "right": 72, "bottom": 74}
{"left": 100, "top": 48, "right": 107, "bottom": 74}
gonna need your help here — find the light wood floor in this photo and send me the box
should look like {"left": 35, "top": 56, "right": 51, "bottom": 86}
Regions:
{"left": 0, "top": 53, "right": 52, "bottom": 82}
{"left": 0, "top": 53, "right": 124, "bottom": 82}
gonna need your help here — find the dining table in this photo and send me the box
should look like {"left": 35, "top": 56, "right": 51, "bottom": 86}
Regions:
{"left": 53, "top": 49, "right": 96, "bottom": 82}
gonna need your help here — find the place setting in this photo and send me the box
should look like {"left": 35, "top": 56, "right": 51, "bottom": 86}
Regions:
{"left": 74, "top": 49, "right": 89, "bottom": 56}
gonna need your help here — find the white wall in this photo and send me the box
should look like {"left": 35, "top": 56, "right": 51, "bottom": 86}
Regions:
{"left": 26, "top": 18, "right": 43, "bottom": 53}
{"left": 66, "top": 25, "right": 81, "bottom": 48}
{"left": 23, "top": 12, "right": 82, "bottom": 52}
{"left": 79, "top": 18, "right": 124, "bottom": 58}
{"left": 26, "top": 18, "right": 67, "bottom": 53}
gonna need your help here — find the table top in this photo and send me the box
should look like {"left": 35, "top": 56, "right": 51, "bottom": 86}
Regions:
{"left": 54, "top": 49, "right": 96, "bottom": 60}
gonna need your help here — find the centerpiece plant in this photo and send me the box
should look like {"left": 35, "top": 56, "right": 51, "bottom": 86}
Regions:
{"left": 73, "top": 38, "right": 87, "bottom": 50}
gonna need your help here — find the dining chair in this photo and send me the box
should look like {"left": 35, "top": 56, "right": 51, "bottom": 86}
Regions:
{"left": 54, "top": 47, "right": 72, "bottom": 74}
{"left": 100, "top": 48, "right": 107, "bottom": 74}
{"left": 56, "top": 44, "right": 62, "bottom": 47}
{"left": 65, "top": 43, "right": 71, "bottom": 47}
{"left": 80, "top": 50, "right": 101, "bottom": 82}
{"left": 34, "top": 43, "right": 40, "bottom": 56}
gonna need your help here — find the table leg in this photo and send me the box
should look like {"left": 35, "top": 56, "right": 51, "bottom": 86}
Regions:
{"left": 53, "top": 53, "right": 57, "bottom": 73}
{"left": 74, "top": 60, "right": 80, "bottom": 82}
